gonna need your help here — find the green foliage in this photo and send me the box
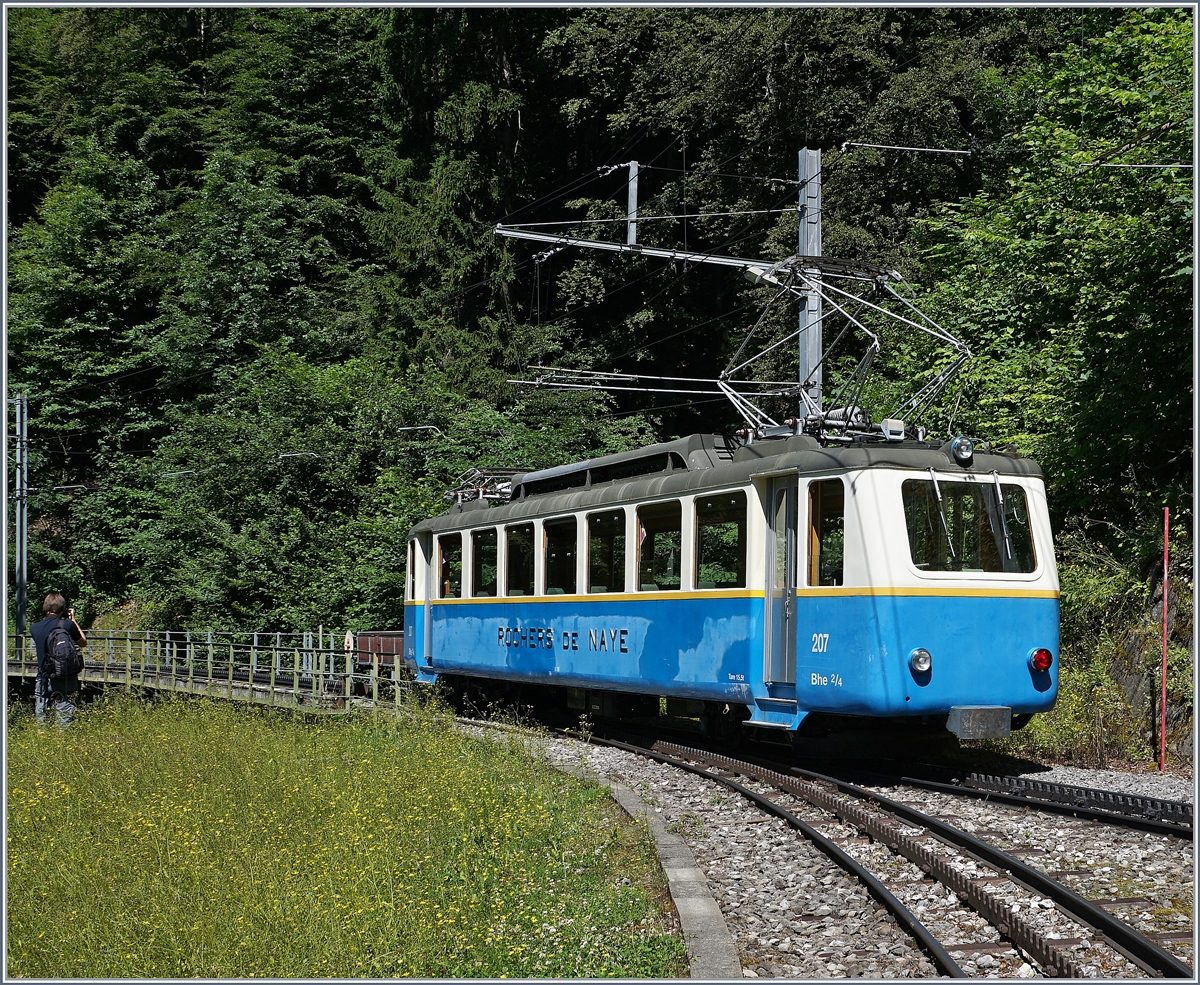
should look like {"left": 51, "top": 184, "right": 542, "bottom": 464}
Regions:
{"left": 910, "top": 8, "right": 1192, "bottom": 533}
{"left": 998, "top": 525, "right": 1194, "bottom": 764}
{"left": 114, "top": 349, "right": 651, "bottom": 630}
{"left": 7, "top": 7, "right": 650, "bottom": 629}
{"left": 1005, "top": 655, "right": 1151, "bottom": 765}
{"left": 1032, "top": 532, "right": 1151, "bottom": 762}
{"left": 903, "top": 11, "right": 1193, "bottom": 763}
{"left": 6, "top": 695, "right": 687, "bottom": 977}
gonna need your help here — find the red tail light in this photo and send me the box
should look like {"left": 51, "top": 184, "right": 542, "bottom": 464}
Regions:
{"left": 1030, "top": 648, "right": 1053, "bottom": 672}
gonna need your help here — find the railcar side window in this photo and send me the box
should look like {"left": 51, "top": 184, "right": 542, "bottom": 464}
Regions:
{"left": 506, "top": 524, "right": 535, "bottom": 596}
{"left": 471, "top": 529, "right": 498, "bottom": 597}
{"left": 902, "top": 478, "right": 1036, "bottom": 573}
{"left": 438, "top": 533, "right": 463, "bottom": 599}
{"left": 544, "top": 517, "right": 577, "bottom": 595}
{"left": 808, "top": 480, "right": 845, "bottom": 586}
{"left": 587, "top": 510, "right": 625, "bottom": 593}
{"left": 695, "top": 492, "right": 746, "bottom": 588}
{"left": 638, "top": 501, "right": 682, "bottom": 591}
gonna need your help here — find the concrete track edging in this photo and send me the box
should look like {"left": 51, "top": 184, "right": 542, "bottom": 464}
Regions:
{"left": 604, "top": 780, "right": 744, "bottom": 980}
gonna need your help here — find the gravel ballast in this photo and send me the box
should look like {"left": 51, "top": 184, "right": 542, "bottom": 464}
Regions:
{"left": 536, "top": 732, "right": 1195, "bottom": 979}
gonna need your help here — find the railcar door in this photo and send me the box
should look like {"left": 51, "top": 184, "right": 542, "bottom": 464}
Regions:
{"left": 420, "top": 533, "right": 433, "bottom": 666}
{"left": 765, "top": 477, "right": 797, "bottom": 684}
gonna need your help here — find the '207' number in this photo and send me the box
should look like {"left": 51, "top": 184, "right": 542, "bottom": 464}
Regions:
{"left": 811, "top": 633, "right": 830, "bottom": 653}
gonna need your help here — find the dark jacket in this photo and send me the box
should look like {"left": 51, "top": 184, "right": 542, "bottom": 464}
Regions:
{"left": 31, "top": 616, "right": 85, "bottom": 696}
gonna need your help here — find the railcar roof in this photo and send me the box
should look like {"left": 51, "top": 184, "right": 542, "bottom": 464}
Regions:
{"left": 408, "top": 433, "right": 1043, "bottom": 537}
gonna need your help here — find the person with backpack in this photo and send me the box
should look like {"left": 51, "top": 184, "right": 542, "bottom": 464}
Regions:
{"left": 31, "top": 593, "right": 87, "bottom": 727}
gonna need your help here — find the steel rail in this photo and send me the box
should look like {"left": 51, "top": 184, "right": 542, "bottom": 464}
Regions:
{"left": 959, "top": 772, "right": 1193, "bottom": 828}
{"left": 582, "top": 734, "right": 967, "bottom": 977}
{"left": 662, "top": 743, "right": 1091, "bottom": 977}
{"left": 794, "top": 758, "right": 1194, "bottom": 837}
{"left": 895, "top": 774, "right": 1193, "bottom": 839}
{"left": 791, "top": 765, "right": 1194, "bottom": 978}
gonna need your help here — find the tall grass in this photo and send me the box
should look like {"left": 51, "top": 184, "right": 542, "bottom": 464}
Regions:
{"left": 6, "top": 694, "right": 686, "bottom": 978}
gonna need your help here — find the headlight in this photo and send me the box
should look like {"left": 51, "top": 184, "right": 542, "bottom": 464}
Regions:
{"left": 950, "top": 435, "right": 975, "bottom": 467}
{"left": 909, "top": 648, "right": 932, "bottom": 673}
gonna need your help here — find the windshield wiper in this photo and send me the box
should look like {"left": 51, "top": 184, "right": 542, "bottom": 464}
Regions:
{"left": 928, "top": 468, "right": 956, "bottom": 561}
{"left": 990, "top": 470, "right": 1014, "bottom": 561}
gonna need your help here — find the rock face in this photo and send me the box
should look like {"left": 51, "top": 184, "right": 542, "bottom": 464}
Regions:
{"left": 1111, "top": 571, "right": 1193, "bottom": 761}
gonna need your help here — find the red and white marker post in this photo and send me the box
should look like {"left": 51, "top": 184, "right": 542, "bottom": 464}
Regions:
{"left": 1159, "top": 507, "right": 1169, "bottom": 772}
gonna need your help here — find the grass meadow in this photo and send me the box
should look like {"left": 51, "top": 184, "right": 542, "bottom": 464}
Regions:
{"left": 5, "top": 694, "right": 687, "bottom": 978}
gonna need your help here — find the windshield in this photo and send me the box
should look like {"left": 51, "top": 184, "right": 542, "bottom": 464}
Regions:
{"left": 902, "top": 477, "right": 1037, "bottom": 573}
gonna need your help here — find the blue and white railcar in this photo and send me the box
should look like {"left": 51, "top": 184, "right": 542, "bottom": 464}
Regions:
{"left": 403, "top": 432, "right": 1058, "bottom": 741}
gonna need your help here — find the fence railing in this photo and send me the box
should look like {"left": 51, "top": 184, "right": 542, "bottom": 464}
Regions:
{"left": 7, "top": 630, "right": 412, "bottom": 712}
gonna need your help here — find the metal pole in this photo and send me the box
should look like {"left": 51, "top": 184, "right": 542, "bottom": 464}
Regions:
{"left": 11, "top": 395, "right": 29, "bottom": 634}
{"left": 626, "top": 161, "right": 638, "bottom": 245}
{"left": 1160, "top": 506, "right": 1169, "bottom": 771}
{"left": 798, "top": 150, "right": 822, "bottom": 416}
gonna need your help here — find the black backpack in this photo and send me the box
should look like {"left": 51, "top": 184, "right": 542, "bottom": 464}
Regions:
{"left": 44, "top": 620, "right": 83, "bottom": 678}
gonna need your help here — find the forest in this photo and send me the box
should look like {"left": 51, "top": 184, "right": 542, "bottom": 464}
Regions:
{"left": 6, "top": 8, "right": 1193, "bottom": 756}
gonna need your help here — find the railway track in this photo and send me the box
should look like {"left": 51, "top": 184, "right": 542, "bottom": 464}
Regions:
{"left": 612, "top": 720, "right": 1193, "bottom": 837}
{"left": 816, "top": 765, "right": 1196, "bottom": 970}
{"left": 819, "top": 761, "right": 1193, "bottom": 837}
{"left": 950, "top": 770, "right": 1191, "bottom": 828}
{"left": 555, "top": 732, "right": 1194, "bottom": 978}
